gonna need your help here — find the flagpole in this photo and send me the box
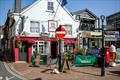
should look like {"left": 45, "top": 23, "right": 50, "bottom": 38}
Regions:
{"left": 52, "top": 0, "right": 67, "bottom": 20}
{"left": 52, "top": 1, "right": 60, "bottom": 20}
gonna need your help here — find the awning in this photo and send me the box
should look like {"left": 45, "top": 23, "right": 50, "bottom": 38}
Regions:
{"left": 50, "top": 38, "right": 58, "bottom": 41}
{"left": 64, "top": 38, "right": 77, "bottom": 44}
{"left": 16, "top": 37, "right": 35, "bottom": 43}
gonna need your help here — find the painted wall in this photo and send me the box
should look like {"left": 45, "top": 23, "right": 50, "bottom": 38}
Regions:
{"left": 13, "top": 0, "right": 79, "bottom": 38}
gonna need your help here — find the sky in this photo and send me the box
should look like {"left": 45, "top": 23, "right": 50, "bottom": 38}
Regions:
{"left": 0, "top": 0, "right": 120, "bottom": 25}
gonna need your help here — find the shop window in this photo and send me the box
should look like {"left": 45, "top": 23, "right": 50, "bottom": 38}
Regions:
{"left": 32, "top": 41, "right": 44, "bottom": 55}
{"left": 64, "top": 44, "right": 73, "bottom": 52}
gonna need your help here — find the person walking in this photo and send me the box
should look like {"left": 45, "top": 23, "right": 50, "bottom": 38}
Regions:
{"left": 110, "top": 44, "right": 116, "bottom": 62}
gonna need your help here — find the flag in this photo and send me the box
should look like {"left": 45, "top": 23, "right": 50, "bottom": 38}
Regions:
{"left": 61, "top": 0, "right": 67, "bottom": 6}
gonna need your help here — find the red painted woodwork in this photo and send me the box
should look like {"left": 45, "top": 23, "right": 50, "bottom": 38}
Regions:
{"left": 14, "top": 48, "right": 18, "bottom": 62}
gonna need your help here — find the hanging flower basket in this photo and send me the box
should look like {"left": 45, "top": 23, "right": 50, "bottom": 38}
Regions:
{"left": 16, "top": 41, "right": 22, "bottom": 48}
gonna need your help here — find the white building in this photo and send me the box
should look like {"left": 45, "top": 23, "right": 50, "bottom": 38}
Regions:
{"left": 4, "top": 0, "right": 79, "bottom": 62}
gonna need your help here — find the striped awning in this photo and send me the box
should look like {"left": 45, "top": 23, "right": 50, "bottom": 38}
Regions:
{"left": 64, "top": 38, "right": 77, "bottom": 44}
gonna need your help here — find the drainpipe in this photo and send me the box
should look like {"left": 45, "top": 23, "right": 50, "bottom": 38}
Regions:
{"left": 21, "top": 16, "right": 25, "bottom": 32}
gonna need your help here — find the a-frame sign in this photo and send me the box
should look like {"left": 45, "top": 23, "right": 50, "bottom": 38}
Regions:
{"left": 61, "top": 54, "right": 71, "bottom": 73}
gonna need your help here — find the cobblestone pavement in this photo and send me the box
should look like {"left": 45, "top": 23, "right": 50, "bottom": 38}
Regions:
{"left": 7, "top": 63, "right": 120, "bottom": 80}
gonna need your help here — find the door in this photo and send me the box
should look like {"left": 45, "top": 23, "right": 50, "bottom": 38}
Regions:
{"left": 18, "top": 41, "right": 28, "bottom": 61}
{"left": 51, "top": 41, "right": 58, "bottom": 59}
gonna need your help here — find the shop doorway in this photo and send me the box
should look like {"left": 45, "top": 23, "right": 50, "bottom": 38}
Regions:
{"left": 18, "top": 41, "right": 28, "bottom": 61}
{"left": 51, "top": 41, "right": 58, "bottom": 59}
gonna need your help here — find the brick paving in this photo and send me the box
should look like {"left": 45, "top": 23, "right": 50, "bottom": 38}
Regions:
{"left": 7, "top": 63, "right": 120, "bottom": 80}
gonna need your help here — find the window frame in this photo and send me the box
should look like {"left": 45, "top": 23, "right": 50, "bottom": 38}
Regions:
{"left": 30, "top": 21, "right": 40, "bottom": 33}
{"left": 64, "top": 25, "right": 72, "bottom": 35}
{"left": 47, "top": 1, "right": 54, "bottom": 11}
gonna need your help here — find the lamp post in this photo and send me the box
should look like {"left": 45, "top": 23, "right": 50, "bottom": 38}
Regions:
{"left": 100, "top": 15, "right": 105, "bottom": 77}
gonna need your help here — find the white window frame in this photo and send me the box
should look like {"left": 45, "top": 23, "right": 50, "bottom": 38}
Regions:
{"left": 30, "top": 21, "right": 40, "bottom": 33}
{"left": 64, "top": 25, "right": 72, "bottom": 35}
{"left": 47, "top": 1, "right": 54, "bottom": 11}
{"left": 32, "top": 41, "right": 44, "bottom": 55}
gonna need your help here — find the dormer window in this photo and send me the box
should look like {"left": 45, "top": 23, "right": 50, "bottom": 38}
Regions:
{"left": 47, "top": 2, "right": 54, "bottom": 11}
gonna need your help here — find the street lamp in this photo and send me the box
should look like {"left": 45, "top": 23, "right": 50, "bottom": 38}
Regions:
{"left": 100, "top": 15, "right": 105, "bottom": 77}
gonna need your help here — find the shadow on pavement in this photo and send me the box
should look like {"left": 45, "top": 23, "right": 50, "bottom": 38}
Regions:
{"left": 32, "top": 77, "right": 42, "bottom": 80}
{"left": 71, "top": 69, "right": 100, "bottom": 76}
{"left": 41, "top": 69, "right": 53, "bottom": 73}
{"left": 108, "top": 71, "right": 120, "bottom": 77}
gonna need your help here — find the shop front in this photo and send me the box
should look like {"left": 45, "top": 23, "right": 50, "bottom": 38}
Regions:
{"left": 14, "top": 36, "right": 49, "bottom": 63}
{"left": 13, "top": 36, "right": 78, "bottom": 64}
{"left": 64, "top": 38, "right": 78, "bottom": 52}
{"left": 78, "top": 31, "right": 102, "bottom": 48}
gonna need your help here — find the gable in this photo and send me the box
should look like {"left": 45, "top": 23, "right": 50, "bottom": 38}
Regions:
{"left": 72, "top": 9, "right": 98, "bottom": 19}
{"left": 17, "top": 0, "right": 79, "bottom": 38}
{"left": 20, "top": 0, "right": 76, "bottom": 22}
{"left": 80, "top": 11, "right": 95, "bottom": 19}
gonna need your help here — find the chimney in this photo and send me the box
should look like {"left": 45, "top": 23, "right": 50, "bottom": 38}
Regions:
{"left": 14, "top": 0, "right": 21, "bottom": 13}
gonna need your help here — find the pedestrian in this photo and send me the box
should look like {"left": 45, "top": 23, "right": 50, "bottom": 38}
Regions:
{"left": 110, "top": 44, "right": 116, "bottom": 62}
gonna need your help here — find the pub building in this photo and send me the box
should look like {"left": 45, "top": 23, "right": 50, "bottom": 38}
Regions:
{"left": 3, "top": 0, "right": 79, "bottom": 63}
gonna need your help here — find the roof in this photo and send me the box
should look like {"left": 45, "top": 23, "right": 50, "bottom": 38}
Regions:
{"left": 72, "top": 8, "right": 98, "bottom": 19}
{"left": 106, "top": 11, "right": 120, "bottom": 19}
{"left": 21, "top": 5, "right": 30, "bottom": 11}
{"left": 20, "top": 0, "right": 77, "bottom": 22}
{"left": 0, "top": 25, "right": 4, "bottom": 34}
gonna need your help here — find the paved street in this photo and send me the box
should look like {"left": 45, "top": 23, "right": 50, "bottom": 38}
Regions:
{"left": 0, "top": 61, "right": 23, "bottom": 80}
{"left": 7, "top": 62, "right": 120, "bottom": 80}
